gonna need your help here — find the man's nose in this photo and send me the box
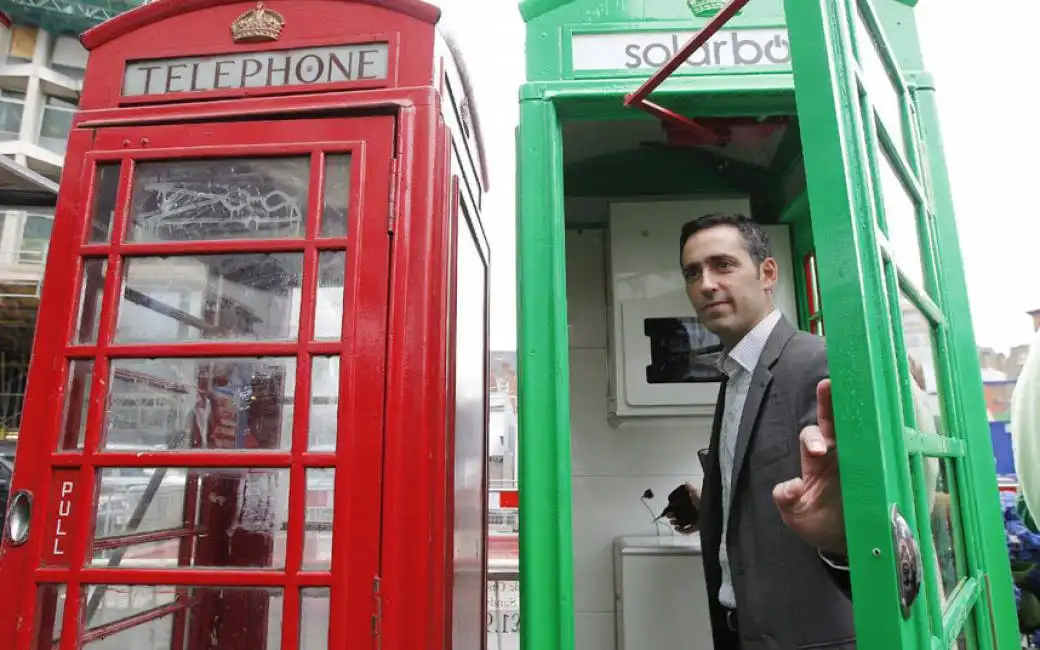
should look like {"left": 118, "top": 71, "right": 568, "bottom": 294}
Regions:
{"left": 700, "top": 270, "right": 720, "bottom": 294}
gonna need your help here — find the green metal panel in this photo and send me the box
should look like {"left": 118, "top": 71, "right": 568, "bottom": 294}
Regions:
{"left": 516, "top": 98, "right": 576, "bottom": 650}
{"left": 784, "top": 0, "right": 1015, "bottom": 647}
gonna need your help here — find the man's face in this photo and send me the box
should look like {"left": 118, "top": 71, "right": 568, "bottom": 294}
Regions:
{"left": 680, "top": 225, "right": 777, "bottom": 346}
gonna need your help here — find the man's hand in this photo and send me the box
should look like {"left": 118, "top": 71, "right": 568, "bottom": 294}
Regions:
{"left": 666, "top": 483, "right": 701, "bottom": 535}
{"left": 772, "top": 379, "right": 847, "bottom": 557}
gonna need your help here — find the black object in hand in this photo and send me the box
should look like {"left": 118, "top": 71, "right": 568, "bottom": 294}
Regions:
{"left": 659, "top": 484, "right": 698, "bottom": 530}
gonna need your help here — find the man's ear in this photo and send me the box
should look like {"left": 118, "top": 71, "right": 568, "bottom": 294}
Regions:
{"left": 761, "top": 257, "right": 778, "bottom": 290}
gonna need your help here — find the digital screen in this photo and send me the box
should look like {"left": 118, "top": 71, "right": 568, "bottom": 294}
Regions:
{"left": 644, "top": 317, "right": 726, "bottom": 384}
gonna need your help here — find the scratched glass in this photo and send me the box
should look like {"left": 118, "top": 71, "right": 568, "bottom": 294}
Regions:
{"left": 87, "top": 162, "right": 120, "bottom": 243}
{"left": 73, "top": 258, "right": 107, "bottom": 344}
{"left": 320, "top": 154, "right": 351, "bottom": 237}
{"left": 101, "top": 357, "right": 295, "bottom": 451}
{"left": 114, "top": 253, "right": 303, "bottom": 343}
{"left": 126, "top": 157, "right": 310, "bottom": 242}
{"left": 29, "top": 585, "right": 64, "bottom": 650}
{"left": 303, "top": 469, "right": 335, "bottom": 571}
{"left": 314, "top": 252, "right": 345, "bottom": 340}
{"left": 91, "top": 467, "right": 290, "bottom": 570}
{"left": 78, "top": 585, "right": 283, "bottom": 649}
{"left": 58, "top": 359, "right": 94, "bottom": 451}
{"left": 300, "top": 588, "right": 331, "bottom": 649}
{"left": 308, "top": 356, "right": 339, "bottom": 451}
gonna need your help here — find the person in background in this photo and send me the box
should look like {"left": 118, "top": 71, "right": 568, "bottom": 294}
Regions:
{"left": 668, "top": 213, "right": 853, "bottom": 650}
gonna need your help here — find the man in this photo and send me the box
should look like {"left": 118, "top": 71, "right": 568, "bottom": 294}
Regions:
{"left": 669, "top": 213, "right": 853, "bottom": 649}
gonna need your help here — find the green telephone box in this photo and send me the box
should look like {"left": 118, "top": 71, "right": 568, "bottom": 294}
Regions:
{"left": 515, "top": 0, "right": 1017, "bottom": 649}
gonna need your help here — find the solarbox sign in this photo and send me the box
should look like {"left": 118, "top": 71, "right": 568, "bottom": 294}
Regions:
{"left": 570, "top": 28, "right": 790, "bottom": 73}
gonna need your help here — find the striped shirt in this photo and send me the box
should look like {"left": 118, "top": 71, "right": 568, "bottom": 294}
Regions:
{"left": 716, "top": 308, "right": 782, "bottom": 610}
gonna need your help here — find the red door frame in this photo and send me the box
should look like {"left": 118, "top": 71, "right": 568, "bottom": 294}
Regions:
{"left": 0, "top": 115, "right": 395, "bottom": 650}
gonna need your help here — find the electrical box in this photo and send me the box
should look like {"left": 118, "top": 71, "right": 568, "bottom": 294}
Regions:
{"left": 607, "top": 198, "right": 798, "bottom": 419}
{"left": 613, "top": 535, "right": 713, "bottom": 650}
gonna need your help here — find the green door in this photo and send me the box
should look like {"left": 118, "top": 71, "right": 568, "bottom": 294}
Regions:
{"left": 783, "top": 0, "right": 1017, "bottom": 648}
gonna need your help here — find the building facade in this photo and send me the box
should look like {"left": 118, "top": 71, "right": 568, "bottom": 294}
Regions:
{"left": 0, "top": 18, "right": 84, "bottom": 436}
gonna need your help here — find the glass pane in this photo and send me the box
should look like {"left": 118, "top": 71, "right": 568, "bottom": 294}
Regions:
{"left": 92, "top": 468, "right": 289, "bottom": 569}
{"left": 300, "top": 588, "right": 330, "bottom": 649}
{"left": 854, "top": 7, "right": 904, "bottom": 148}
{"left": 116, "top": 253, "right": 303, "bottom": 343}
{"left": 321, "top": 154, "right": 350, "bottom": 237}
{"left": 74, "top": 259, "right": 107, "bottom": 344}
{"left": 30, "top": 584, "right": 65, "bottom": 650}
{"left": 897, "top": 294, "right": 945, "bottom": 435}
{"left": 128, "top": 157, "right": 309, "bottom": 242}
{"left": 80, "top": 585, "right": 282, "bottom": 650}
{"left": 104, "top": 357, "right": 295, "bottom": 451}
{"left": 89, "top": 163, "right": 120, "bottom": 243}
{"left": 309, "top": 356, "right": 339, "bottom": 451}
{"left": 878, "top": 148, "right": 925, "bottom": 289}
{"left": 58, "top": 360, "right": 93, "bottom": 451}
{"left": 304, "top": 469, "right": 334, "bottom": 570}
{"left": 19, "top": 213, "right": 53, "bottom": 263}
{"left": 314, "top": 252, "right": 345, "bottom": 340}
{"left": 928, "top": 460, "right": 965, "bottom": 601}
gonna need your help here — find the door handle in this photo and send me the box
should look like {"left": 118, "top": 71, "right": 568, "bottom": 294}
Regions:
{"left": 4, "top": 490, "right": 33, "bottom": 547}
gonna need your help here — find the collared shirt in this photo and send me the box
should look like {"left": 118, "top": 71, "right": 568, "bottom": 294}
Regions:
{"left": 716, "top": 308, "right": 782, "bottom": 610}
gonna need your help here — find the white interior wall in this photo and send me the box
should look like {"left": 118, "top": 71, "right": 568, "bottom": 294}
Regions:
{"left": 566, "top": 226, "right": 712, "bottom": 650}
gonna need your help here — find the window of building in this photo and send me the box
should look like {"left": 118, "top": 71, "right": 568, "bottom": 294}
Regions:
{"left": 0, "top": 90, "right": 24, "bottom": 141}
{"left": 50, "top": 35, "right": 87, "bottom": 80}
{"left": 40, "top": 95, "right": 75, "bottom": 154}
{"left": 6, "top": 25, "right": 37, "bottom": 63}
{"left": 18, "top": 212, "right": 53, "bottom": 263}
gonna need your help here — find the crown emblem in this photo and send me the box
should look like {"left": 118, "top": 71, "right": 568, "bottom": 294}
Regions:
{"left": 231, "top": 2, "right": 285, "bottom": 43}
{"left": 687, "top": 0, "right": 726, "bottom": 17}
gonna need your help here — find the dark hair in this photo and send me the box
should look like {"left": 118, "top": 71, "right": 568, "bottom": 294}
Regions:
{"left": 678, "top": 213, "right": 772, "bottom": 267}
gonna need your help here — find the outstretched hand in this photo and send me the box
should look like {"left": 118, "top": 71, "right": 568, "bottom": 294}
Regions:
{"left": 772, "top": 379, "right": 847, "bottom": 558}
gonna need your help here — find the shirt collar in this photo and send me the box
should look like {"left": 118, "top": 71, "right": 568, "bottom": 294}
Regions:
{"left": 718, "top": 309, "right": 782, "bottom": 377}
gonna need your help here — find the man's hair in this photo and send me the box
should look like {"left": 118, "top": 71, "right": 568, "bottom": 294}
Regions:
{"left": 678, "top": 213, "right": 772, "bottom": 267}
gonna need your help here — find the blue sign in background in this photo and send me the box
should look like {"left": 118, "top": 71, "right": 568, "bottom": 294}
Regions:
{"left": 991, "top": 420, "right": 1016, "bottom": 477}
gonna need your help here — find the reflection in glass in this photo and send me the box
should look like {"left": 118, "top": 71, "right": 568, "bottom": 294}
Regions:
{"left": 303, "top": 469, "right": 335, "bottom": 570}
{"left": 854, "top": 9, "right": 904, "bottom": 147}
{"left": 315, "top": 252, "right": 345, "bottom": 340}
{"left": 116, "top": 254, "right": 303, "bottom": 343}
{"left": 928, "top": 460, "right": 964, "bottom": 602}
{"left": 89, "top": 163, "right": 120, "bottom": 243}
{"left": 897, "top": 294, "right": 944, "bottom": 435}
{"left": 300, "top": 588, "right": 331, "bottom": 649}
{"left": 80, "top": 585, "right": 283, "bottom": 650}
{"left": 879, "top": 149, "right": 925, "bottom": 289}
{"left": 75, "top": 259, "right": 106, "bottom": 344}
{"left": 321, "top": 154, "right": 351, "bottom": 238}
{"left": 92, "top": 467, "right": 289, "bottom": 569}
{"left": 30, "top": 584, "right": 64, "bottom": 650}
{"left": 58, "top": 360, "right": 93, "bottom": 451}
{"left": 128, "top": 157, "right": 309, "bottom": 242}
{"left": 309, "top": 356, "right": 339, "bottom": 450}
{"left": 103, "top": 357, "right": 295, "bottom": 451}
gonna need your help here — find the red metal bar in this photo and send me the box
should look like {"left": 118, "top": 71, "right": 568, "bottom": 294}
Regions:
{"left": 48, "top": 451, "right": 339, "bottom": 468}
{"left": 624, "top": 0, "right": 753, "bottom": 132}
{"left": 77, "top": 597, "right": 195, "bottom": 645}
{"left": 36, "top": 567, "right": 333, "bottom": 586}
{"left": 92, "top": 526, "right": 202, "bottom": 551}
{"left": 280, "top": 148, "right": 327, "bottom": 650}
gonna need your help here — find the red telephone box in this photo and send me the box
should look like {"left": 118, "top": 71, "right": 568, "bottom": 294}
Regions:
{"left": 0, "top": 1, "right": 492, "bottom": 649}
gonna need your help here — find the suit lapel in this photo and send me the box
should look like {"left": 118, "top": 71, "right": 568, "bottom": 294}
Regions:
{"left": 727, "top": 319, "right": 796, "bottom": 509}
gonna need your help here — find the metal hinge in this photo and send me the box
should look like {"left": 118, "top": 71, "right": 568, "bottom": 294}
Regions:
{"left": 387, "top": 158, "right": 401, "bottom": 234}
{"left": 371, "top": 575, "right": 383, "bottom": 647}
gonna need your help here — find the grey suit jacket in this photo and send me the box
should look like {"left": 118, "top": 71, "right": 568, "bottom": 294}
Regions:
{"left": 699, "top": 317, "right": 856, "bottom": 650}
